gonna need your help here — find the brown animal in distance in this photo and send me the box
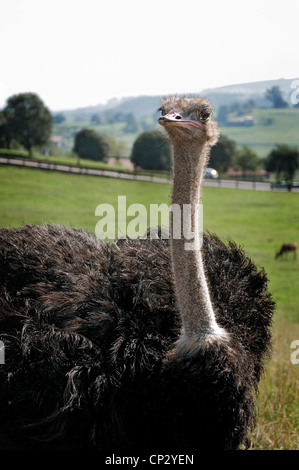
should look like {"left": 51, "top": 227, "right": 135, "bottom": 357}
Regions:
{"left": 275, "top": 242, "right": 297, "bottom": 260}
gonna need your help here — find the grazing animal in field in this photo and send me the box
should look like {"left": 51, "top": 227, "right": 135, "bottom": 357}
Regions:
{"left": 0, "top": 96, "right": 274, "bottom": 452}
{"left": 275, "top": 242, "right": 297, "bottom": 260}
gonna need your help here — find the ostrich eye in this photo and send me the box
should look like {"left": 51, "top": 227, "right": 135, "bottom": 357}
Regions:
{"left": 193, "top": 105, "right": 211, "bottom": 122}
{"left": 200, "top": 105, "right": 211, "bottom": 120}
{"left": 158, "top": 107, "right": 166, "bottom": 116}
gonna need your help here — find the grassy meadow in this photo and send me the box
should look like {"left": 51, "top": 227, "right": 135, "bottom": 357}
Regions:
{"left": 0, "top": 165, "right": 298, "bottom": 449}
{"left": 220, "top": 107, "right": 299, "bottom": 157}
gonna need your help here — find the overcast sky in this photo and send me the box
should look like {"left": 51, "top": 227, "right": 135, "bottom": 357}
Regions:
{"left": 1, "top": 0, "right": 298, "bottom": 111}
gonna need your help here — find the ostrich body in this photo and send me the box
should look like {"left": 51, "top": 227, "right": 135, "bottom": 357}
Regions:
{"left": 0, "top": 96, "right": 274, "bottom": 451}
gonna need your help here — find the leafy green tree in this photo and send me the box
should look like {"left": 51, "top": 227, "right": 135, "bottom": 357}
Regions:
{"left": 131, "top": 130, "right": 171, "bottom": 171}
{"left": 90, "top": 113, "right": 101, "bottom": 125}
{"left": 53, "top": 113, "right": 66, "bottom": 124}
{"left": 235, "top": 145, "right": 259, "bottom": 174}
{"left": 0, "top": 111, "right": 10, "bottom": 148}
{"left": 73, "top": 128, "right": 109, "bottom": 161}
{"left": 230, "top": 99, "right": 255, "bottom": 116}
{"left": 265, "top": 144, "right": 299, "bottom": 191}
{"left": 265, "top": 86, "right": 288, "bottom": 108}
{"left": 209, "top": 134, "right": 236, "bottom": 173}
{"left": 216, "top": 105, "right": 229, "bottom": 125}
{"left": 4, "top": 93, "right": 53, "bottom": 155}
{"left": 124, "top": 113, "right": 139, "bottom": 133}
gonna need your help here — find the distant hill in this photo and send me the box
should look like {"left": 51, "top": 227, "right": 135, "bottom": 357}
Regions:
{"left": 58, "top": 95, "right": 162, "bottom": 121}
{"left": 201, "top": 77, "right": 297, "bottom": 109}
{"left": 56, "top": 77, "right": 298, "bottom": 120}
{"left": 52, "top": 78, "right": 299, "bottom": 158}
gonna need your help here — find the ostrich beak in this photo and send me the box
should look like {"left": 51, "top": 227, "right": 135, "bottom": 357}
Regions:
{"left": 158, "top": 113, "right": 203, "bottom": 129}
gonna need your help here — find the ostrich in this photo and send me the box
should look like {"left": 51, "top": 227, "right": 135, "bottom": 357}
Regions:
{"left": 0, "top": 96, "right": 274, "bottom": 452}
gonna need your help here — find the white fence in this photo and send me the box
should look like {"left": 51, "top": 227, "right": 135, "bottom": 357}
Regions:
{"left": 1, "top": 157, "right": 298, "bottom": 191}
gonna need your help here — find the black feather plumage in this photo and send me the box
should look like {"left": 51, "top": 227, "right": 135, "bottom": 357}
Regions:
{"left": 0, "top": 224, "right": 274, "bottom": 451}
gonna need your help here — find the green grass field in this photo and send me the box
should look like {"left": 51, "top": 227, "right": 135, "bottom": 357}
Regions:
{"left": 220, "top": 107, "right": 299, "bottom": 157}
{"left": 0, "top": 165, "right": 298, "bottom": 449}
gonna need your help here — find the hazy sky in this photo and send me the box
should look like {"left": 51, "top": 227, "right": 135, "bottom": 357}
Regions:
{"left": 1, "top": 0, "right": 298, "bottom": 111}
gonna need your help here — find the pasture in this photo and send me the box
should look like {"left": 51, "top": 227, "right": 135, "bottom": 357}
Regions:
{"left": 220, "top": 107, "right": 299, "bottom": 157}
{"left": 0, "top": 165, "right": 298, "bottom": 449}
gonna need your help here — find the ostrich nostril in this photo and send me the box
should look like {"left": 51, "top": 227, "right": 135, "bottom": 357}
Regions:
{"left": 175, "top": 115, "right": 182, "bottom": 120}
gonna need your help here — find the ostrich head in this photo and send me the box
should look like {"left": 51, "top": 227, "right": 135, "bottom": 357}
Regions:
{"left": 158, "top": 96, "right": 219, "bottom": 148}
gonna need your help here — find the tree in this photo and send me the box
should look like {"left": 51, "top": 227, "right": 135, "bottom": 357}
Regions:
{"left": 216, "top": 105, "right": 229, "bottom": 125}
{"left": 124, "top": 113, "right": 139, "bottom": 133}
{"left": 90, "top": 113, "right": 101, "bottom": 125}
{"left": 53, "top": 113, "right": 66, "bottom": 124}
{"left": 265, "top": 144, "right": 299, "bottom": 191}
{"left": 0, "top": 111, "right": 10, "bottom": 148}
{"left": 209, "top": 134, "right": 236, "bottom": 173}
{"left": 265, "top": 86, "right": 288, "bottom": 108}
{"left": 230, "top": 99, "right": 255, "bottom": 116}
{"left": 235, "top": 145, "right": 259, "bottom": 174}
{"left": 131, "top": 130, "right": 171, "bottom": 171}
{"left": 4, "top": 93, "right": 53, "bottom": 155}
{"left": 73, "top": 128, "right": 109, "bottom": 162}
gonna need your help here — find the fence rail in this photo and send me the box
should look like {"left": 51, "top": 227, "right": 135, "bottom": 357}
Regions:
{"left": 1, "top": 156, "right": 298, "bottom": 192}
{"left": 0, "top": 156, "right": 170, "bottom": 184}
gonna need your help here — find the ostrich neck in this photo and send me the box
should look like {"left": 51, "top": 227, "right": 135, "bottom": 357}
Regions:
{"left": 171, "top": 142, "right": 226, "bottom": 349}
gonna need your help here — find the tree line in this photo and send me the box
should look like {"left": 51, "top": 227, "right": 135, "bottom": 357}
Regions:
{"left": 0, "top": 92, "right": 127, "bottom": 161}
{"left": 130, "top": 131, "right": 299, "bottom": 190}
{"left": 73, "top": 124, "right": 299, "bottom": 191}
{"left": 1, "top": 92, "right": 298, "bottom": 190}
